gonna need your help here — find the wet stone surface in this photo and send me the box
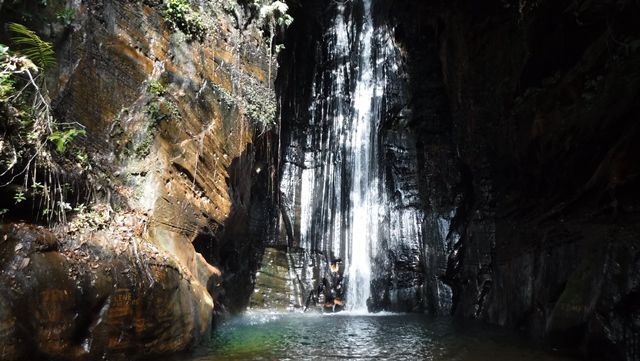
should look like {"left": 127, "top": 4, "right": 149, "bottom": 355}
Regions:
{"left": 0, "top": 223, "right": 212, "bottom": 361}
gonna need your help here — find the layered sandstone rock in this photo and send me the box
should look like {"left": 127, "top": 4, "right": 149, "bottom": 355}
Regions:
{"left": 0, "top": 223, "right": 212, "bottom": 360}
{"left": 0, "top": 0, "right": 278, "bottom": 358}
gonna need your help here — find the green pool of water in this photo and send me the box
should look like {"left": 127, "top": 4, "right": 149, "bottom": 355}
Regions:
{"left": 170, "top": 312, "right": 574, "bottom": 361}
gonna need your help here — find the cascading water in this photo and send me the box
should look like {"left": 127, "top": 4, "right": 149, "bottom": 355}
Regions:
{"left": 277, "top": 0, "right": 431, "bottom": 313}
{"left": 298, "top": 0, "right": 387, "bottom": 312}
{"left": 344, "top": 0, "right": 380, "bottom": 311}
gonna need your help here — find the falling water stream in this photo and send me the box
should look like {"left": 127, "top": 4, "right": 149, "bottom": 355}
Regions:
{"left": 166, "top": 1, "right": 579, "bottom": 360}
{"left": 280, "top": 0, "right": 389, "bottom": 312}
{"left": 344, "top": 0, "right": 380, "bottom": 312}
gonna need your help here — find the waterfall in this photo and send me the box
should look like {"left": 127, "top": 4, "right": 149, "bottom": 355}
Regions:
{"left": 344, "top": 0, "right": 379, "bottom": 311}
{"left": 316, "top": 0, "right": 385, "bottom": 312}
{"left": 280, "top": 0, "right": 395, "bottom": 312}
{"left": 276, "top": 0, "right": 457, "bottom": 315}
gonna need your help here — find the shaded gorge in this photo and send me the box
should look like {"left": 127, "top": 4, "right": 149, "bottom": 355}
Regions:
{"left": 0, "top": 0, "right": 638, "bottom": 359}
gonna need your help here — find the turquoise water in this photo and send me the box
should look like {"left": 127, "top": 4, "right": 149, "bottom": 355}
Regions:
{"left": 171, "top": 312, "right": 573, "bottom": 361}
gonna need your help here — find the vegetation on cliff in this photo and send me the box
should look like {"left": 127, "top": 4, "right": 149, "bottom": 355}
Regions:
{"left": 0, "top": 23, "right": 87, "bottom": 223}
{"left": 163, "top": 0, "right": 207, "bottom": 41}
{"left": 0, "top": 0, "right": 292, "bottom": 224}
{"left": 0, "top": 0, "right": 288, "bottom": 359}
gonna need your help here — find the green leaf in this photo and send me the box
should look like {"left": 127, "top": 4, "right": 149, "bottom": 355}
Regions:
{"left": 8, "top": 23, "right": 56, "bottom": 70}
{"left": 0, "top": 44, "right": 9, "bottom": 59}
{"left": 48, "top": 127, "right": 86, "bottom": 154}
{"left": 56, "top": 8, "right": 75, "bottom": 27}
{"left": 0, "top": 73, "right": 15, "bottom": 101}
{"left": 14, "top": 191, "right": 26, "bottom": 204}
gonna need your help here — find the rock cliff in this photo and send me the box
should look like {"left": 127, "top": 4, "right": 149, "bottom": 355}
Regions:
{"left": 0, "top": 0, "right": 280, "bottom": 359}
{"left": 394, "top": 1, "right": 640, "bottom": 359}
{"left": 1, "top": 0, "right": 638, "bottom": 359}
{"left": 276, "top": 0, "right": 640, "bottom": 359}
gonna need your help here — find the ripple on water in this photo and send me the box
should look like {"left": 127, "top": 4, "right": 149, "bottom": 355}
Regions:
{"left": 165, "top": 313, "right": 574, "bottom": 361}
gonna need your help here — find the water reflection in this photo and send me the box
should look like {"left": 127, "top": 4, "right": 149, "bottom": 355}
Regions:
{"left": 169, "top": 312, "right": 574, "bottom": 361}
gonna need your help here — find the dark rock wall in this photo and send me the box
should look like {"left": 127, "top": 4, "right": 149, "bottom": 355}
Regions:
{"left": 207, "top": 136, "right": 280, "bottom": 314}
{"left": 372, "top": 4, "right": 455, "bottom": 314}
{"left": 388, "top": 0, "right": 640, "bottom": 359}
{"left": 278, "top": 0, "right": 640, "bottom": 359}
{"left": 275, "top": 0, "right": 329, "bottom": 252}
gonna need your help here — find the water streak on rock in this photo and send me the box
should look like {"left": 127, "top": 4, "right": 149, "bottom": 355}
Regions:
{"left": 280, "top": 0, "right": 405, "bottom": 311}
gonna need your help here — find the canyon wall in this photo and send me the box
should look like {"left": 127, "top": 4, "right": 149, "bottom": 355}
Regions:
{"left": 0, "top": 0, "right": 278, "bottom": 359}
{"left": 393, "top": 0, "right": 640, "bottom": 359}
{"left": 277, "top": 0, "right": 640, "bottom": 359}
{"left": 1, "top": 0, "right": 638, "bottom": 359}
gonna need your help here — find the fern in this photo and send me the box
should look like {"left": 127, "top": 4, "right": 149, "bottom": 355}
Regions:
{"left": 8, "top": 23, "right": 56, "bottom": 70}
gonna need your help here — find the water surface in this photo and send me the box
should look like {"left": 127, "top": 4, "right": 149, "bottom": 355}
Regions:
{"left": 172, "top": 312, "right": 573, "bottom": 361}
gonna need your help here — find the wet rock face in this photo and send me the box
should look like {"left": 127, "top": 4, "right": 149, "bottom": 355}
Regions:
{"left": 386, "top": 0, "right": 640, "bottom": 359}
{"left": 276, "top": 0, "right": 453, "bottom": 314}
{"left": 249, "top": 246, "right": 343, "bottom": 313}
{"left": 0, "top": 224, "right": 212, "bottom": 360}
{"left": 249, "top": 247, "right": 297, "bottom": 310}
{"left": 278, "top": 0, "right": 640, "bottom": 358}
{"left": 370, "top": 15, "right": 455, "bottom": 314}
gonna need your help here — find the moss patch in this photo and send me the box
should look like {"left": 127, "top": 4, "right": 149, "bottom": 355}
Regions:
{"left": 163, "top": 0, "right": 206, "bottom": 42}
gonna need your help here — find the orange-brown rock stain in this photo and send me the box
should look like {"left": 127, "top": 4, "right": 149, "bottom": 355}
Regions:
{"left": 41, "top": 0, "right": 275, "bottom": 357}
